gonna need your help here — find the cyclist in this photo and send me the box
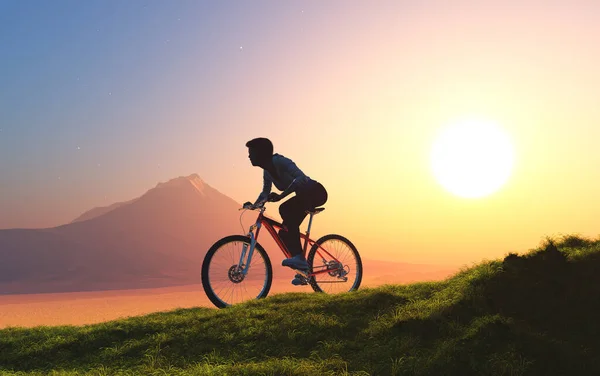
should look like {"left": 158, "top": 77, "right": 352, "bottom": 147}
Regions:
{"left": 244, "top": 137, "right": 328, "bottom": 285}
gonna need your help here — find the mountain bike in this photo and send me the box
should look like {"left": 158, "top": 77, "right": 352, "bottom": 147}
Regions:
{"left": 201, "top": 200, "right": 363, "bottom": 308}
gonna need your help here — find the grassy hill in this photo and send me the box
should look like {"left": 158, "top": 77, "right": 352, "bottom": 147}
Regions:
{"left": 1, "top": 235, "right": 599, "bottom": 375}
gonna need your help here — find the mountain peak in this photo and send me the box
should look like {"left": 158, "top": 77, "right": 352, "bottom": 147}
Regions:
{"left": 155, "top": 174, "right": 203, "bottom": 187}
{"left": 70, "top": 174, "right": 211, "bottom": 225}
{"left": 153, "top": 173, "right": 207, "bottom": 196}
{"left": 186, "top": 173, "right": 202, "bottom": 181}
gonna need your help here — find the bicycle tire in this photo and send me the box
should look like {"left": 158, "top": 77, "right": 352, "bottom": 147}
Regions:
{"left": 201, "top": 235, "right": 273, "bottom": 308}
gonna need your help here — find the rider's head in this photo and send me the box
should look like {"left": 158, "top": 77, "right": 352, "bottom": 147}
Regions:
{"left": 246, "top": 137, "right": 273, "bottom": 166}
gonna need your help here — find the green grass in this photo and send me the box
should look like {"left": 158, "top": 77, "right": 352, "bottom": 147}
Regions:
{"left": 2, "top": 234, "right": 600, "bottom": 375}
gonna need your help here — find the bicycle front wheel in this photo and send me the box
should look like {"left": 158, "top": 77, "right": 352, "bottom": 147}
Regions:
{"left": 307, "top": 234, "right": 362, "bottom": 294}
{"left": 201, "top": 235, "right": 273, "bottom": 308}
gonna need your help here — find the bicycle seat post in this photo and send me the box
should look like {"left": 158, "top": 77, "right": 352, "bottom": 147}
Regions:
{"left": 305, "top": 208, "right": 325, "bottom": 235}
{"left": 302, "top": 208, "right": 324, "bottom": 255}
{"left": 306, "top": 212, "right": 316, "bottom": 237}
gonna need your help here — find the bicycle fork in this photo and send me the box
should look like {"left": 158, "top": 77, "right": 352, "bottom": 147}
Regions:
{"left": 238, "top": 221, "right": 261, "bottom": 275}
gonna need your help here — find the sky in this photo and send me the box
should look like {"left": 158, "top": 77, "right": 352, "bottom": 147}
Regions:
{"left": 2, "top": 0, "right": 600, "bottom": 265}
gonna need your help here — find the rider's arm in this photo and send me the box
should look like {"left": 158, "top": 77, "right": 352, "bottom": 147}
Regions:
{"left": 277, "top": 178, "right": 298, "bottom": 201}
{"left": 254, "top": 170, "right": 272, "bottom": 205}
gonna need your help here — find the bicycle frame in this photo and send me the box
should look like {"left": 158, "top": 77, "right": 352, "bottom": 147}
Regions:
{"left": 239, "top": 205, "right": 342, "bottom": 278}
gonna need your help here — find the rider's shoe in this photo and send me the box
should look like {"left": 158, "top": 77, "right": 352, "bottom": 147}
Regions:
{"left": 282, "top": 254, "right": 309, "bottom": 270}
{"left": 291, "top": 273, "right": 308, "bottom": 286}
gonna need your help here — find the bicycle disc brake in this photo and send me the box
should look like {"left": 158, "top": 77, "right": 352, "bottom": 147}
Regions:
{"left": 228, "top": 265, "right": 245, "bottom": 283}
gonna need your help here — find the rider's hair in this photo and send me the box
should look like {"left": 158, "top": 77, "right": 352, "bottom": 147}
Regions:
{"left": 245, "top": 137, "right": 273, "bottom": 156}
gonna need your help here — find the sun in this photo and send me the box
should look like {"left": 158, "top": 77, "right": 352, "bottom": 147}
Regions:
{"left": 430, "top": 118, "right": 515, "bottom": 199}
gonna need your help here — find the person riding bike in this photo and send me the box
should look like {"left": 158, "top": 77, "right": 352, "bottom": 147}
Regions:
{"left": 244, "top": 137, "right": 328, "bottom": 285}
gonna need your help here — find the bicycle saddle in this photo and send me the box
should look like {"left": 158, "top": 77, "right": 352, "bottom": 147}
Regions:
{"left": 306, "top": 207, "right": 325, "bottom": 215}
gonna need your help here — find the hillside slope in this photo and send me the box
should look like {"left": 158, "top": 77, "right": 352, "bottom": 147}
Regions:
{"left": 69, "top": 198, "right": 138, "bottom": 224}
{"left": 1, "top": 235, "right": 599, "bottom": 375}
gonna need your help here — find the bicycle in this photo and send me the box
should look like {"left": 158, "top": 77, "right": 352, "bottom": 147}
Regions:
{"left": 201, "top": 200, "right": 363, "bottom": 308}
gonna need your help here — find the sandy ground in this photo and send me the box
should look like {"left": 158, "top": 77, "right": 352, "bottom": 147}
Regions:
{"left": 0, "top": 268, "right": 456, "bottom": 328}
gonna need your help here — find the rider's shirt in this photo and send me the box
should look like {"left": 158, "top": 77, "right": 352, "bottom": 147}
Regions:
{"left": 256, "top": 153, "right": 313, "bottom": 202}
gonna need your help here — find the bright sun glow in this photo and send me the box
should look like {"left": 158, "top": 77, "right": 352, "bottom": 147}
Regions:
{"left": 430, "top": 118, "right": 515, "bottom": 199}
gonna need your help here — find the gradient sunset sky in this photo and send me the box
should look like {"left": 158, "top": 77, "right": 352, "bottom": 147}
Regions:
{"left": 2, "top": 1, "right": 599, "bottom": 265}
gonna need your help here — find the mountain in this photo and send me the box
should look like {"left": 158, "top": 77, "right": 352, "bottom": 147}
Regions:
{"left": 0, "top": 174, "right": 247, "bottom": 294}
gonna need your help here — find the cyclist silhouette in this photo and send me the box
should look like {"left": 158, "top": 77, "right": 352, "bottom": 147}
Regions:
{"left": 244, "top": 137, "right": 328, "bottom": 285}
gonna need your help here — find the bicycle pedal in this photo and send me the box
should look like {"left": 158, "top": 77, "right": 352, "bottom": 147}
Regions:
{"left": 294, "top": 268, "right": 309, "bottom": 276}
{"left": 292, "top": 274, "right": 308, "bottom": 286}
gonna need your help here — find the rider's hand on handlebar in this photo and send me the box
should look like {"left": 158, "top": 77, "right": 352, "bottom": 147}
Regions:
{"left": 242, "top": 200, "right": 267, "bottom": 210}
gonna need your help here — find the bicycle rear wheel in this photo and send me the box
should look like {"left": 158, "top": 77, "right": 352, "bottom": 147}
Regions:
{"left": 201, "top": 235, "right": 272, "bottom": 308}
{"left": 306, "top": 234, "right": 362, "bottom": 294}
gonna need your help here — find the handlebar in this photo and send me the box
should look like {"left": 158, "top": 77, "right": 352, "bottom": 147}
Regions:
{"left": 239, "top": 199, "right": 270, "bottom": 211}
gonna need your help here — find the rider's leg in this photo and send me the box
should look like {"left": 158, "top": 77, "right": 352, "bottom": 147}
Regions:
{"left": 280, "top": 183, "right": 328, "bottom": 273}
{"left": 279, "top": 196, "right": 307, "bottom": 259}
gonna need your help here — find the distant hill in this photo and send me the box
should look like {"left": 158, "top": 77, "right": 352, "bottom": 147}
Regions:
{"left": 1, "top": 235, "right": 598, "bottom": 375}
{"left": 0, "top": 174, "right": 246, "bottom": 294}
